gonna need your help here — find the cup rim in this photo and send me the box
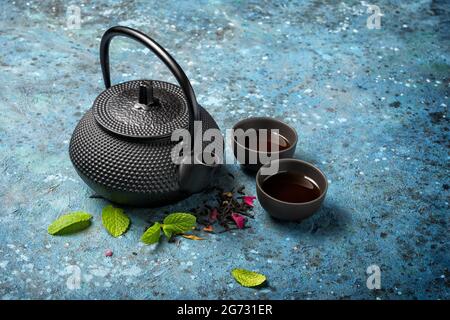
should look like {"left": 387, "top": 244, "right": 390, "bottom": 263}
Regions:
{"left": 256, "top": 158, "right": 328, "bottom": 206}
{"left": 232, "top": 117, "right": 298, "bottom": 155}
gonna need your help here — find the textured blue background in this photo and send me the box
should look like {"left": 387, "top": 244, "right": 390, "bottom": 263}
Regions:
{"left": 0, "top": 0, "right": 448, "bottom": 299}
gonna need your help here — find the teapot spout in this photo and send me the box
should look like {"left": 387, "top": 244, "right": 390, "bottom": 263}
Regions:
{"left": 178, "top": 151, "right": 219, "bottom": 194}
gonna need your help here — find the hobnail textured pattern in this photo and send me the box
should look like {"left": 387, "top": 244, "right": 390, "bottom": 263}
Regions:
{"left": 93, "top": 80, "right": 189, "bottom": 139}
{"left": 69, "top": 104, "right": 219, "bottom": 206}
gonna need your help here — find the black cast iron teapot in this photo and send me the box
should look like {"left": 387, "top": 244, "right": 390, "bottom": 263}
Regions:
{"left": 69, "top": 26, "right": 221, "bottom": 207}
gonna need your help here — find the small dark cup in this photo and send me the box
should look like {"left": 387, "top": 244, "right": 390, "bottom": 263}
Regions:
{"left": 256, "top": 159, "right": 328, "bottom": 221}
{"left": 232, "top": 117, "right": 298, "bottom": 171}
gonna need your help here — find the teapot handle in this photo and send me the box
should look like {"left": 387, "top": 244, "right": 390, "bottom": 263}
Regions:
{"left": 100, "top": 26, "right": 200, "bottom": 142}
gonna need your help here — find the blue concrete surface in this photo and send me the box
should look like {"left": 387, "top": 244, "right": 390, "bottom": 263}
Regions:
{"left": 0, "top": 0, "right": 449, "bottom": 299}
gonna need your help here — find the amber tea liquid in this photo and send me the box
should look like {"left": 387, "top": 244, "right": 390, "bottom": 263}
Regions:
{"left": 262, "top": 171, "right": 321, "bottom": 203}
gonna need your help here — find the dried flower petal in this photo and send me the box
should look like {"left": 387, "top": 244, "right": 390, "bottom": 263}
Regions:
{"left": 182, "top": 234, "right": 205, "bottom": 240}
{"left": 231, "top": 213, "right": 245, "bottom": 229}
{"left": 105, "top": 249, "right": 113, "bottom": 257}
{"left": 243, "top": 196, "right": 257, "bottom": 207}
{"left": 203, "top": 225, "right": 214, "bottom": 232}
{"left": 209, "top": 208, "right": 218, "bottom": 222}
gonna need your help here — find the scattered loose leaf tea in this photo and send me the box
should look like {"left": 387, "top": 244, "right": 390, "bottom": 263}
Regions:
{"left": 190, "top": 185, "right": 254, "bottom": 232}
{"left": 102, "top": 205, "right": 130, "bottom": 237}
{"left": 231, "top": 268, "right": 267, "bottom": 287}
{"left": 48, "top": 211, "right": 92, "bottom": 236}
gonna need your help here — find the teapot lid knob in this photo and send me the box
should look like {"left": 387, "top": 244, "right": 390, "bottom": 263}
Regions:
{"left": 138, "top": 84, "right": 157, "bottom": 106}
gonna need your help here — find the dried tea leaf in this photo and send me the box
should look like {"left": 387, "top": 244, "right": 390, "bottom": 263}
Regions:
{"left": 48, "top": 212, "right": 92, "bottom": 235}
{"left": 101, "top": 205, "right": 130, "bottom": 237}
{"left": 231, "top": 268, "right": 266, "bottom": 287}
{"left": 141, "top": 222, "right": 161, "bottom": 245}
{"left": 182, "top": 234, "right": 205, "bottom": 240}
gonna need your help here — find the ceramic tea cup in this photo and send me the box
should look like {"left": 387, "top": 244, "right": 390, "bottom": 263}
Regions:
{"left": 256, "top": 159, "right": 328, "bottom": 221}
{"left": 232, "top": 117, "right": 298, "bottom": 172}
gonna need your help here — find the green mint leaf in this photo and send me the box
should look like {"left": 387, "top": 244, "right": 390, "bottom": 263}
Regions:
{"left": 48, "top": 211, "right": 92, "bottom": 235}
{"left": 141, "top": 222, "right": 161, "bottom": 245}
{"left": 162, "top": 213, "right": 196, "bottom": 238}
{"left": 162, "top": 224, "right": 173, "bottom": 239}
{"left": 231, "top": 268, "right": 267, "bottom": 287}
{"left": 101, "top": 205, "right": 130, "bottom": 237}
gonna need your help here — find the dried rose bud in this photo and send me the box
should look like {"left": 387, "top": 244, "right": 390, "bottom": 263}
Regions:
{"left": 231, "top": 213, "right": 245, "bottom": 229}
{"left": 209, "top": 208, "right": 218, "bottom": 222}
{"left": 243, "top": 196, "right": 257, "bottom": 207}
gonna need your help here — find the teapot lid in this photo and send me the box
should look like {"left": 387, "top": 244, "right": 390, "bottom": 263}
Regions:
{"left": 93, "top": 80, "right": 189, "bottom": 139}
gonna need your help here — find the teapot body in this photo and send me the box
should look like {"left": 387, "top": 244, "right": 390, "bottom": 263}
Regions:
{"left": 69, "top": 26, "right": 222, "bottom": 207}
{"left": 69, "top": 100, "right": 220, "bottom": 207}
